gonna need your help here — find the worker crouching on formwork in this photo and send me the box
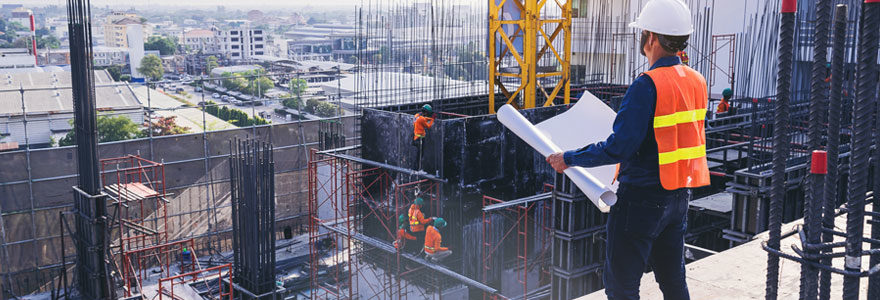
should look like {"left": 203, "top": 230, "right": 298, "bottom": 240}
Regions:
{"left": 546, "top": 0, "right": 710, "bottom": 299}
{"left": 424, "top": 218, "right": 451, "bottom": 262}
{"left": 412, "top": 104, "right": 436, "bottom": 170}
{"left": 408, "top": 197, "right": 435, "bottom": 253}
{"left": 394, "top": 214, "right": 419, "bottom": 253}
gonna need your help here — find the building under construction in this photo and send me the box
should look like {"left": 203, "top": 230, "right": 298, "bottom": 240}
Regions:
{"left": 1, "top": 0, "right": 880, "bottom": 299}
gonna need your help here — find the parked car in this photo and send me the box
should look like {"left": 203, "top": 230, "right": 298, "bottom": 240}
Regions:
{"left": 195, "top": 87, "right": 203, "bottom": 92}
{"left": 212, "top": 93, "right": 220, "bottom": 99}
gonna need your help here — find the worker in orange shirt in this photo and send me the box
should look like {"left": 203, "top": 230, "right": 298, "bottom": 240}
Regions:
{"left": 424, "top": 218, "right": 451, "bottom": 262}
{"left": 412, "top": 104, "right": 436, "bottom": 169}
{"left": 716, "top": 88, "right": 732, "bottom": 115}
{"left": 408, "top": 197, "right": 434, "bottom": 250}
{"left": 394, "top": 214, "right": 417, "bottom": 252}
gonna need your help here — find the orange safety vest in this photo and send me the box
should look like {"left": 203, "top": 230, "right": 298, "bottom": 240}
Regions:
{"left": 643, "top": 64, "right": 710, "bottom": 190}
{"left": 716, "top": 98, "right": 730, "bottom": 114}
{"left": 408, "top": 204, "right": 428, "bottom": 232}
{"left": 413, "top": 113, "right": 434, "bottom": 140}
{"left": 424, "top": 225, "right": 447, "bottom": 254}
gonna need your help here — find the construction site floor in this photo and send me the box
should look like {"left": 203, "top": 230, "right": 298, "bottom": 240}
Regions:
{"left": 579, "top": 205, "right": 873, "bottom": 300}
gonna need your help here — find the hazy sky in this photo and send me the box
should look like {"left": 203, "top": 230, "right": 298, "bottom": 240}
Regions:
{"left": 3, "top": 0, "right": 362, "bottom": 8}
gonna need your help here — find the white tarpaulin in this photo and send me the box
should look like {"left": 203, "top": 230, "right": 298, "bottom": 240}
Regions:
{"left": 497, "top": 91, "right": 618, "bottom": 212}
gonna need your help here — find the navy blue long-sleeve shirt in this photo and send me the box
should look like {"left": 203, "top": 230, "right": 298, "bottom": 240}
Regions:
{"left": 562, "top": 55, "right": 683, "bottom": 187}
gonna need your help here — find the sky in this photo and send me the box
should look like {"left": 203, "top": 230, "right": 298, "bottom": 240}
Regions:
{"left": 2, "top": 0, "right": 362, "bottom": 8}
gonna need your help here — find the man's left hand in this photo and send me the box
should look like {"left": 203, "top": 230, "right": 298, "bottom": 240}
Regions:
{"left": 546, "top": 153, "right": 568, "bottom": 173}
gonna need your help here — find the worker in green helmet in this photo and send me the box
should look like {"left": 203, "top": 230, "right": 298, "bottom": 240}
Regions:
{"left": 181, "top": 247, "right": 193, "bottom": 270}
{"left": 408, "top": 197, "right": 435, "bottom": 251}
{"left": 412, "top": 104, "right": 436, "bottom": 169}
{"left": 394, "top": 214, "right": 418, "bottom": 252}
{"left": 424, "top": 217, "right": 451, "bottom": 262}
{"left": 716, "top": 88, "right": 732, "bottom": 114}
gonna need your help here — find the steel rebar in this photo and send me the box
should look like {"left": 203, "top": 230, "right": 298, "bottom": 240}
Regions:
{"left": 766, "top": 0, "right": 797, "bottom": 299}
{"left": 820, "top": 4, "right": 848, "bottom": 300}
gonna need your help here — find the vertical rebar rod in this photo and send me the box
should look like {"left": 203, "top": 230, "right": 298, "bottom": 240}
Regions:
{"left": 819, "top": 5, "right": 848, "bottom": 300}
{"left": 844, "top": 1, "right": 880, "bottom": 298}
{"left": 801, "top": 0, "right": 832, "bottom": 298}
{"left": 864, "top": 0, "right": 880, "bottom": 297}
{"left": 766, "top": 1, "right": 797, "bottom": 299}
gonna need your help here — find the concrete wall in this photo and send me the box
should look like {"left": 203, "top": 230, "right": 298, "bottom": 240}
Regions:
{"left": 0, "top": 116, "right": 357, "bottom": 297}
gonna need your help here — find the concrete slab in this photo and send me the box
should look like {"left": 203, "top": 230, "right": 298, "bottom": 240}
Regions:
{"left": 578, "top": 205, "right": 873, "bottom": 300}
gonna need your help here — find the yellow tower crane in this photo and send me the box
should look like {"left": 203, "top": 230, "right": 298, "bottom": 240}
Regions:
{"left": 489, "top": 0, "right": 572, "bottom": 114}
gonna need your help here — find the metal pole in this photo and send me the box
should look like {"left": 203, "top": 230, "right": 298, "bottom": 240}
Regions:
{"left": 844, "top": 1, "right": 880, "bottom": 298}
{"left": 863, "top": 0, "right": 880, "bottom": 297}
{"left": 820, "top": 5, "right": 847, "bottom": 300}
{"left": 801, "top": 0, "right": 832, "bottom": 297}
{"left": 766, "top": 0, "right": 796, "bottom": 299}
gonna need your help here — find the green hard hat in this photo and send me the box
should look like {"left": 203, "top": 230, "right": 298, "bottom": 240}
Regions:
{"left": 414, "top": 197, "right": 425, "bottom": 206}
{"left": 422, "top": 104, "right": 433, "bottom": 113}
{"left": 434, "top": 218, "right": 446, "bottom": 228}
{"left": 722, "top": 88, "right": 733, "bottom": 98}
{"left": 399, "top": 214, "right": 408, "bottom": 224}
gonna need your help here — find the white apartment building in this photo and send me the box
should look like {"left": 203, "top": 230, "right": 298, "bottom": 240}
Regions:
{"left": 92, "top": 46, "right": 129, "bottom": 67}
{"left": 183, "top": 29, "right": 221, "bottom": 54}
{"left": 214, "top": 20, "right": 266, "bottom": 62}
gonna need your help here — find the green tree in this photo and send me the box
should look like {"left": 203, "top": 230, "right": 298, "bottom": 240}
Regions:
{"left": 206, "top": 55, "right": 219, "bottom": 74}
{"left": 35, "top": 28, "right": 60, "bottom": 49}
{"left": 11, "top": 36, "right": 29, "bottom": 49}
{"left": 104, "top": 64, "right": 125, "bottom": 81}
{"left": 246, "top": 76, "right": 274, "bottom": 97}
{"left": 144, "top": 116, "right": 189, "bottom": 136}
{"left": 137, "top": 54, "right": 164, "bottom": 81}
{"left": 316, "top": 101, "right": 338, "bottom": 117}
{"left": 59, "top": 115, "right": 145, "bottom": 146}
{"left": 144, "top": 35, "right": 178, "bottom": 55}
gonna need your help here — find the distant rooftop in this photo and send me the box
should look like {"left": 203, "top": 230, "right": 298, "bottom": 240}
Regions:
{"left": 0, "top": 70, "right": 141, "bottom": 116}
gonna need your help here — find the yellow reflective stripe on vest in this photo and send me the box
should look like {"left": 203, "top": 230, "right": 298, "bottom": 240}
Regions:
{"left": 658, "top": 145, "right": 706, "bottom": 165}
{"left": 653, "top": 109, "right": 707, "bottom": 128}
{"left": 425, "top": 246, "right": 435, "bottom": 251}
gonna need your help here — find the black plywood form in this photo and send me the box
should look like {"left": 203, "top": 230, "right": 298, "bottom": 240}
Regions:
{"left": 361, "top": 103, "right": 568, "bottom": 280}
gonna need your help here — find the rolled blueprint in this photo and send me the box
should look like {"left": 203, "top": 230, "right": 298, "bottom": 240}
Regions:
{"left": 497, "top": 104, "right": 616, "bottom": 212}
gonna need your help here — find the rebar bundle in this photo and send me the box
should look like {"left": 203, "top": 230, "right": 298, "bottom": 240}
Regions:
{"left": 230, "top": 138, "right": 277, "bottom": 298}
{"left": 67, "top": 0, "right": 115, "bottom": 298}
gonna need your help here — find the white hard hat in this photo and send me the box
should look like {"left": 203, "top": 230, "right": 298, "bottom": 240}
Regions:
{"left": 628, "top": 0, "right": 694, "bottom": 36}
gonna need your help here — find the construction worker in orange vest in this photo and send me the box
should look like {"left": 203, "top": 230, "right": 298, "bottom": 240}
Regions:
{"left": 394, "top": 214, "right": 417, "bottom": 252}
{"left": 424, "top": 217, "right": 451, "bottom": 262}
{"left": 546, "top": 0, "right": 708, "bottom": 299}
{"left": 717, "top": 88, "right": 732, "bottom": 114}
{"left": 408, "top": 197, "right": 434, "bottom": 250}
{"left": 412, "top": 104, "right": 436, "bottom": 169}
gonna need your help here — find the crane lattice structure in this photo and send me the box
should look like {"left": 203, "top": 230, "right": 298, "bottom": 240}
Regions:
{"left": 489, "top": 0, "right": 572, "bottom": 113}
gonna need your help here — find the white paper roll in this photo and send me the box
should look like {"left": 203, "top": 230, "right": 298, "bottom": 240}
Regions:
{"left": 497, "top": 104, "right": 616, "bottom": 212}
